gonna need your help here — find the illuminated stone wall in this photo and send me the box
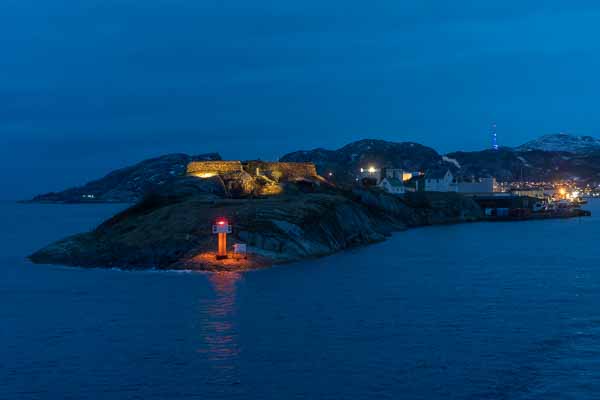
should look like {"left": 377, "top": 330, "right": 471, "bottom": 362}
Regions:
{"left": 187, "top": 161, "right": 243, "bottom": 177}
{"left": 243, "top": 161, "right": 319, "bottom": 180}
{"left": 187, "top": 160, "right": 319, "bottom": 181}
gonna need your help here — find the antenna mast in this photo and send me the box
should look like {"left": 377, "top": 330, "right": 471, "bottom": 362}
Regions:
{"left": 491, "top": 123, "right": 499, "bottom": 150}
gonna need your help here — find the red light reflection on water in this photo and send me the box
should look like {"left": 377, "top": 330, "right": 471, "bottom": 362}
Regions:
{"left": 209, "top": 271, "right": 240, "bottom": 297}
{"left": 197, "top": 271, "right": 242, "bottom": 369}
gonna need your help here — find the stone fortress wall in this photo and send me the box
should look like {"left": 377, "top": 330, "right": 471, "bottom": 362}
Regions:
{"left": 187, "top": 161, "right": 243, "bottom": 177}
{"left": 187, "top": 160, "right": 319, "bottom": 180}
{"left": 243, "top": 161, "right": 318, "bottom": 180}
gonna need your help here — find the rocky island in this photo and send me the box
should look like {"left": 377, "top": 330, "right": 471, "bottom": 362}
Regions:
{"left": 29, "top": 160, "right": 482, "bottom": 271}
{"left": 29, "top": 134, "right": 598, "bottom": 271}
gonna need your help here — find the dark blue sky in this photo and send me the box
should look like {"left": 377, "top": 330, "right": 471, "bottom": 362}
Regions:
{"left": 3, "top": 1, "right": 600, "bottom": 198}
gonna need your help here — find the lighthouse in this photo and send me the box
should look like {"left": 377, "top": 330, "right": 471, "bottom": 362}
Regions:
{"left": 212, "top": 217, "right": 232, "bottom": 260}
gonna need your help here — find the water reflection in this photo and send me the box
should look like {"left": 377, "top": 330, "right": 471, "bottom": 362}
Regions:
{"left": 198, "top": 272, "right": 243, "bottom": 386}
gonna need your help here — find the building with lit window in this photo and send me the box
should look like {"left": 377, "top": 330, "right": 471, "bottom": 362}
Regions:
{"left": 358, "top": 166, "right": 382, "bottom": 184}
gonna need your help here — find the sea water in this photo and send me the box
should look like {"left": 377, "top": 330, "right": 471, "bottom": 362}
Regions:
{"left": 2, "top": 201, "right": 600, "bottom": 399}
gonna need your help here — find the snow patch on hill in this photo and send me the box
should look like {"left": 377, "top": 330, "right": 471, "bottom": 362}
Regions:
{"left": 516, "top": 133, "right": 600, "bottom": 153}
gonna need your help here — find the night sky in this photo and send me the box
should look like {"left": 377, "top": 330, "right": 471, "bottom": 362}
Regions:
{"left": 3, "top": 1, "right": 600, "bottom": 198}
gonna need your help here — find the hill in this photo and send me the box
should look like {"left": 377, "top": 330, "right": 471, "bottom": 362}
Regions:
{"left": 30, "top": 153, "right": 221, "bottom": 203}
{"left": 515, "top": 133, "right": 600, "bottom": 153}
{"left": 280, "top": 139, "right": 449, "bottom": 184}
{"left": 283, "top": 139, "right": 600, "bottom": 183}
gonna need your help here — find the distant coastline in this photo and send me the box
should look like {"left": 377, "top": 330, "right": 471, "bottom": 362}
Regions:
{"left": 25, "top": 135, "right": 600, "bottom": 205}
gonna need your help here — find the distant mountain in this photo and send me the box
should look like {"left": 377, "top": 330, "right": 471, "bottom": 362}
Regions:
{"left": 30, "top": 153, "right": 221, "bottom": 203}
{"left": 446, "top": 148, "right": 600, "bottom": 181}
{"left": 283, "top": 138, "right": 600, "bottom": 183}
{"left": 516, "top": 133, "right": 600, "bottom": 153}
{"left": 280, "top": 139, "right": 448, "bottom": 184}
{"left": 28, "top": 136, "right": 600, "bottom": 204}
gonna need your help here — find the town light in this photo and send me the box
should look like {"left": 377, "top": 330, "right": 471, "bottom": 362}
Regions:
{"left": 368, "top": 166, "right": 376, "bottom": 173}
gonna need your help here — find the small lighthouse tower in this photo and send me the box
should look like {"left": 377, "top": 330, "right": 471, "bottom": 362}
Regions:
{"left": 491, "top": 123, "right": 499, "bottom": 150}
{"left": 213, "top": 217, "right": 232, "bottom": 260}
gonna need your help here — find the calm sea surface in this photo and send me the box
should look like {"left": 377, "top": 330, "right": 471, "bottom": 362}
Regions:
{"left": 2, "top": 201, "right": 600, "bottom": 399}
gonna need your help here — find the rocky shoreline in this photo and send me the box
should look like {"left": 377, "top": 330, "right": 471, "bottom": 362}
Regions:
{"left": 28, "top": 183, "right": 483, "bottom": 271}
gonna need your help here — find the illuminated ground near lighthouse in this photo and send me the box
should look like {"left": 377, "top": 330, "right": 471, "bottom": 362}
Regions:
{"left": 187, "top": 251, "right": 274, "bottom": 271}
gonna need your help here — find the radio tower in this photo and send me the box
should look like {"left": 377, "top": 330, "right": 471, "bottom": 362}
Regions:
{"left": 491, "top": 123, "right": 499, "bottom": 150}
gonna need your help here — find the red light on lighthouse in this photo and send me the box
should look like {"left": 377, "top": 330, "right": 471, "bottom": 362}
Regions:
{"left": 216, "top": 217, "right": 228, "bottom": 226}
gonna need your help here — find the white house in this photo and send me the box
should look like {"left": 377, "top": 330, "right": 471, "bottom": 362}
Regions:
{"left": 425, "top": 169, "right": 454, "bottom": 192}
{"left": 378, "top": 177, "right": 405, "bottom": 195}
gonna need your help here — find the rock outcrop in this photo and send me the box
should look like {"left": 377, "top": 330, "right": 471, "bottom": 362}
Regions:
{"left": 29, "top": 184, "right": 482, "bottom": 271}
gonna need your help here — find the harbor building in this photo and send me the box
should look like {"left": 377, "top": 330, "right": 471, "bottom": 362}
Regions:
{"left": 425, "top": 169, "right": 454, "bottom": 192}
{"left": 404, "top": 174, "right": 426, "bottom": 192}
{"left": 383, "top": 168, "right": 413, "bottom": 182}
{"left": 510, "top": 187, "right": 545, "bottom": 199}
{"left": 358, "top": 166, "right": 381, "bottom": 185}
{"left": 452, "top": 177, "right": 496, "bottom": 194}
